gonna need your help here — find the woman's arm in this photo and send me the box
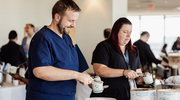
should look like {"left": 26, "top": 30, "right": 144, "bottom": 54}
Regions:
{"left": 93, "top": 63, "right": 124, "bottom": 78}
{"left": 93, "top": 63, "right": 137, "bottom": 79}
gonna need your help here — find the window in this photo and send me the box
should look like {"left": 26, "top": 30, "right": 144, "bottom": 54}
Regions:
{"left": 128, "top": 15, "right": 180, "bottom": 58}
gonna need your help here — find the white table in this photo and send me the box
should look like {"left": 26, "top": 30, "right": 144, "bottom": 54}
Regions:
{"left": 168, "top": 52, "right": 180, "bottom": 75}
{"left": 168, "top": 52, "right": 180, "bottom": 67}
{"left": 0, "top": 85, "right": 26, "bottom": 100}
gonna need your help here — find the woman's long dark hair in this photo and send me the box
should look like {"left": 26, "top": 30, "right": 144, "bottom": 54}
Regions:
{"left": 107, "top": 17, "right": 137, "bottom": 54}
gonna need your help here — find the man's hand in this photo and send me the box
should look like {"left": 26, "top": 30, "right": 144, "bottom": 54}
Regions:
{"left": 161, "top": 61, "right": 169, "bottom": 66}
{"left": 10, "top": 73, "right": 22, "bottom": 80}
{"left": 25, "top": 46, "right": 29, "bottom": 50}
{"left": 76, "top": 72, "right": 93, "bottom": 85}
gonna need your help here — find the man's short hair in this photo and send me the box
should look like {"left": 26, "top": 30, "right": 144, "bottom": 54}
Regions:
{"left": 104, "top": 28, "right": 111, "bottom": 39}
{"left": 8, "top": 30, "right": 17, "bottom": 40}
{"left": 26, "top": 23, "right": 35, "bottom": 32}
{"left": 52, "top": 0, "right": 81, "bottom": 19}
{"left": 141, "top": 31, "right": 150, "bottom": 37}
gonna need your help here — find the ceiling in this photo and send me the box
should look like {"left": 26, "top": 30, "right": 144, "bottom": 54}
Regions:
{"left": 128, "top": 0, "right": 180, "bottom": 15}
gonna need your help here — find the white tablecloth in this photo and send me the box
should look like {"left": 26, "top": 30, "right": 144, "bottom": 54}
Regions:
{"left": 168, "top": 52, "right": 180, "bottom": 67}
{"left": 75, "top": 81, "right": 92, "bottom": 100}
{"left": 0, "top": 85, "right": 26, "bottom": 100}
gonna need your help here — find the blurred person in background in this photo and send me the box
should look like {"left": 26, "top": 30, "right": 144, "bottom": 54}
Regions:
{"left": 22, "top": 24, "right": 35, "bottom": 57}
{"left": 176, "top": 41, "right": 180, "bottom": 50}
{"left": 0, "top": 30, "right": 27, "bottom": 67}
{"left": 171, "top": 37, "right": 180, "bottom": 51}
{"left": 11, "top": 71, "right": 28, "bottom": 85}
{"left": 161, "top": 44, "right": 168, "bottom": 56}
{"left": 91, "top": 17, "right": 142, "bottom": 100}
{"left": 0, "top": 48, "right": 2, "bottom": 65}
{"left": 133, "top": 31, "right": 162, "bottom": 73}
{"left": 104, "top": 28, "right": 111, "bottom": 40}
{"left": 160, "top": 44, "right": 168, "bottom": 63}
{"left": 26, "top": 0, "right": 93, "bottom": 100}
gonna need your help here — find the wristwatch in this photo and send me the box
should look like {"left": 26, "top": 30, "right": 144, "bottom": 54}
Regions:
{"left": 20, "top": 77, "right": 24, "bottom": 82}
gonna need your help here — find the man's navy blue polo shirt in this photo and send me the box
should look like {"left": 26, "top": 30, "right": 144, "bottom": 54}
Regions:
{"left": 26, "top": 26, "right": 81, "bottom": 100}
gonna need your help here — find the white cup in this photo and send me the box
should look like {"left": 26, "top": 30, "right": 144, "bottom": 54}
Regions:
{"left": 6, "top": 74, "right": 12, "bottom": 83}
{"left": 13, "top": 80, "right": 19, "bottom": 86}
{"left": 92, "top": 81, "right": 103, "bottom": 93}
{"left": 19, "top": 67, "right": 26, "bottom": 77}
{"left": 9, "top": 66, "right": 18, "bottom": 74}
{"left": 143, "top": 74, "right": 153, "bottom": 84}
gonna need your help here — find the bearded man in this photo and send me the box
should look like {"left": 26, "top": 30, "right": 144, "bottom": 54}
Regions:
{"left": 26, "top": 0, "right": 93, "bottom": 100}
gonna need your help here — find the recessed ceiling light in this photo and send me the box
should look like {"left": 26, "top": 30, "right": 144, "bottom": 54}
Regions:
{"left": 136, "top": 5, "right": 140, "bottom": 8}
{"left": 164, "top": 0, "right": 168, "bottom": 4}
{"left": 176, "top": 7, "right": 180, "bottom": 10}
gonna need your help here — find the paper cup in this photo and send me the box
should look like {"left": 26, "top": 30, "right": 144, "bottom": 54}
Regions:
{"left": 6, "top": 74, "right": 12, "bottom": 83}
{"left": 157, "top": 89, "right": 180, "bottom": 100}
{"left": 130, "top": 88, "right": 156, "bottom": 100}
{"left": 9, "top": 66, "right": 18, "bottom": 74}
{"left": 13, "top": 80, "right": 19, "bottom": 86}
{"left": 0, "top": 72, "right": 3, "bottom": 84}
{"left": 143, "top": 74, "right": 153, "bottom": 84}
{"left": 92, "top": 81, "right": 103, "bottom": 93}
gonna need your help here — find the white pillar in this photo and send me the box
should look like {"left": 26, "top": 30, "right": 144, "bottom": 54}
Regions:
{"left": 112, "top": 0, "right": 127, "bottom": 23}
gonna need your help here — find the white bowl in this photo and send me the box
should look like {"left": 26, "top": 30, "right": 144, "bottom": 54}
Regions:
{"left": 157, "top": 89, "right": 180, "bottom": 100}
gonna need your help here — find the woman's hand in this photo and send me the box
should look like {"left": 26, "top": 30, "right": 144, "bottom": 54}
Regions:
{"left": 124, "top": 70, "right": 137, "bottom": 80}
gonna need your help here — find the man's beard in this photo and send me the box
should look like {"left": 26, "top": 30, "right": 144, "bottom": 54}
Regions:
{"left": 57, "top": 18, "right": 70, "bottom": 35}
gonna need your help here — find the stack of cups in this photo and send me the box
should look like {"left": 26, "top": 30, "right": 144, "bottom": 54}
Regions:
{"left": 9, "top": 66, "right": 19, "bottom": 86}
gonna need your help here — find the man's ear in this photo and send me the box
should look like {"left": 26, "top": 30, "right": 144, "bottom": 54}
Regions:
{"left": 15, "top": 37, "right": 18, "bottom": 41}
{"left": 54, "top": 13, "right": 61, "bottom": 22}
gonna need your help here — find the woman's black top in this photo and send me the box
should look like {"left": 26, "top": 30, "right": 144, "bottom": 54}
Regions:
{"left": 91, "top": 40, "right": 141, "bottom": 100}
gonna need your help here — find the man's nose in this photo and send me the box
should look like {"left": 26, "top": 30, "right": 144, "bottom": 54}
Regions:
{"left": 70, "top": 22, "right": 76, "bottom": 28}
{"left": 127, "top": 33, "right": 131, "bottom": 37}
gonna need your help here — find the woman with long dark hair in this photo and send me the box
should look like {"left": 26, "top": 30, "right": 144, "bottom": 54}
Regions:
{"left": 91, "top": 17, "right": 142, "bottom": 100}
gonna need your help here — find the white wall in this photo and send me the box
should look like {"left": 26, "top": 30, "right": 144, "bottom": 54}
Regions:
{"left": 76, "top": 0, "right": 127, "bottom": 74}
{"left": 0, "top": 0, "right": 57, "bottom": 46}
{"left": 0, "top": 0, "right": 128, "bottom": 74}
{"left": 75, "top": 0, "right": 113, "bottom": 74}
{"left": 112, "top": 0, "right": 127, "bottom": 23}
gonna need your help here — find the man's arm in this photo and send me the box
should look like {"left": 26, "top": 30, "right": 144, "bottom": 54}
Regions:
{"left": 11, "top": 73, "right": 28, "bottom": 84}
{"left": 33, "top": 66, "right": 93, "bottom": 85}
{"left": 145, "top": 45, "right": 161, "bottom": 64}
{"left": 19, "top": 46, "right": 27, "bottom": 63}
{"left": 21, "top": 37, "right": 26, "bottom": 45}
{"left": 172, "top": 42, "right": 177, "bottom": 50}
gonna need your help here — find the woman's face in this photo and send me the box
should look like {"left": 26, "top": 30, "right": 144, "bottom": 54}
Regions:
{"left": 118, "top": 24, "right": 132, "bottom": 46}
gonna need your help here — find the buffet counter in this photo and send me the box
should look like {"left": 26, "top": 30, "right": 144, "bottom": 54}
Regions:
{"left": 0, "top": 84, "right": 26, "bottom": 100}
